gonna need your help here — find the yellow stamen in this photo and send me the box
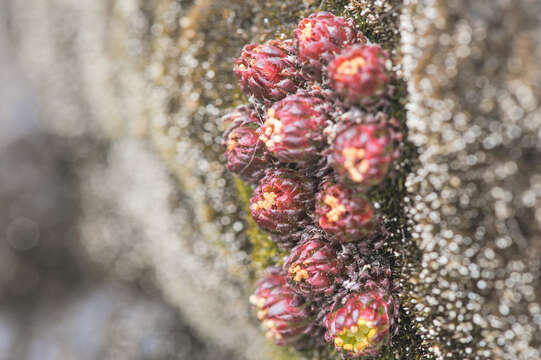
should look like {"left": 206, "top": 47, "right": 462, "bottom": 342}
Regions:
{"left": 336, "top": 56, "right": 366, "bottom": 76}
{"left": 343, "top": 344, "right": 353, "bottom": 351}
{"left": 294, "top": 269, "right": 309, "bottom": 282}
{"left": 367, "top": 328, "right": 377, "bottom": 339}
{"left": 359, "top": 159, "right": 370, "bottom": 174}
{"left": 343, "top": 147, "right": 368, "bottom": 183}
{"left": 252, "top": 191, "right": 277, "bottom": 211}
{"left": 227, "top": 133, "right": 238, "bottom": 152}
{"left": 288, "top": 265, "right": 309, "bottom": 282}
{"left": 263, "top": 320, "right": 275, "bottom": 329}
{"left": 355, "top": 340, "right": 368, "bottom": 353}
{"left": 334, "top": 338, "right": 344, "bottom": 347}
{"left": 259, "top": 110, "right": 284, "bottom": 148}
{"left": 288, "top": 265, "right": 299, "bottom": 274}
{"left": 349, "top": 325, "right": 358, "bottom": 333}
{"left": 323, "top": 194, "right": 347, "bottom": 222}
{"left": 300, "top": 22, "right": 312, "bottom": 40}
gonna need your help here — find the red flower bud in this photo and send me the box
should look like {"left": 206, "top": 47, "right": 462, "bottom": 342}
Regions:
{"left": 284, "top": 238, "right": 341, "bottom": 297}
{"left": 315, "top": 181, "right": 375, "bottom": 242}
{"left": 328, "top": 44, "right": 391, "bottom": 104}
{"left": 234, "top": 40, "right": 302, "bottom": 104}
{"left": 331, "top": 120, "right": 396, "bottom": 188}
{"left": 259, "top": 93, "right": 331, "bottom": 163}
{"left": 324, "top": 288, "right": 397, "bottom": 357}
{"left": 250, "top": 168, "right": 314, "bottom": 234}
{"left": 223, "top": 106, "right": 271, "bottom": 183}
{"left": 250, "top": 269, "right": 314, "bottom": 345}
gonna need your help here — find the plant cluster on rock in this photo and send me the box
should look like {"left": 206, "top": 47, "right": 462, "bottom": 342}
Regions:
{"left": 223, "top": 12, "right": 402, "bottom": 358}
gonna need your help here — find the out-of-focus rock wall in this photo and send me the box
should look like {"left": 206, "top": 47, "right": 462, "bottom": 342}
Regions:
{"left": 3, "top": 0, "right": 541, "bottom": 359}
{"left": 402, "top": 1, "right": 541, "bottom": 359}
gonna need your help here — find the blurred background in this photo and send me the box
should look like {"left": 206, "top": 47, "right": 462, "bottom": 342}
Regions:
{"left": 0, "top": 2, "right": 238, "bottom": 359}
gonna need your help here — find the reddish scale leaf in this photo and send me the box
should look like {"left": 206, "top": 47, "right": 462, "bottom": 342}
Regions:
{"left": 250, "top": 168, "right": 314, "bottom": 234}
{"left": 259, "top": 93, "right": 331, "bottom": 163}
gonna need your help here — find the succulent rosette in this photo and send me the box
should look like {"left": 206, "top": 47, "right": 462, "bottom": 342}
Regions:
{"left": 315, "top": 181, "right": 375, "bottom": 243}
{"left": 295, "top": 12, "right": 364, "bottom": 79}
{"left": 250, "top": 168, "right": 314, "bottom": 234}
{"left": 331, "top": 120, "right": 396, "bottom": 188}
{"left": 223, "top": 106, "right": 271, "bottom": 183}
{"left": 259, "top": 93, "right": 331, "bottom": 163}
{"left": 234, "top": 39, "right": 302, "bottom": 104}
{"left": 324, "top": 288, "right": 397, "bottom": 357}
{"left": 328, "top": 44, "right": 391, "bottom": 104}
{"left": 222, "top": 11, "right": 403, "bottom": 355}
{"left": 283, "top": 237, "right": 341, "bottom": 297}
{"left": 249, "top": 268, "right": 315, "bottom": 345}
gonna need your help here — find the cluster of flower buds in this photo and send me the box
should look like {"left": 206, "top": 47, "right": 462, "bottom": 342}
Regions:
{"left": 250, "top": 268, "right": 315, "bottom": 345}
{"left": 223, "top": 11, "right": 401, "bottom": 358}
{"left": 324, "top": 288, "right": 396, "bottom": 357}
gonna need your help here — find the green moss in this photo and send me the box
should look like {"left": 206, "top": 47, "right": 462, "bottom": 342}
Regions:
{"left": 235, "top": 178, "right": 287, "bottom": 275}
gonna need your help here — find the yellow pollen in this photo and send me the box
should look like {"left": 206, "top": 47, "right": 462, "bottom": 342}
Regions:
{"left": 323, "top": 195, "right": 347, "bottom": 222}
{"left": 257, "top": 309, "right": 267, "bottom": 320}
{"left": 249, "top": 295, "right": 257, "bottom": 305}
{"left": 259, "top": 110, "right": 284, "bottom": 149}
{"left": 237, "top": 64, "right": 247, "bottom": 71}
{"left": 294, "top": 269, "right": 309, "bottom": 282}
{"left": 359, "top": 159, "right": 370, "bottom": 174}
{"left": 336, "top": 56, "right": 366, "bottom": 76}
{"left": 289, "top": 265, "right": 309, "bottom": 282}
{"left": 334, "top": 318, "right": 378, "bottom": 355}
{"left": 355, "top": 340, "right": 368, "bottom": 353}
{"left": 300, "top": 22, "right": 312, "bottom": 40}
{"left": 252, "top": 192, "right": 277, "bottom": 211}
{"left": 342, "top": 147, "right": 368, "bottom": 183}
{"left": 227, "top": 133, "right": 238, "bottom": 152}
{"left": 263, "top": 320, "right": 275, "bottom": 329}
